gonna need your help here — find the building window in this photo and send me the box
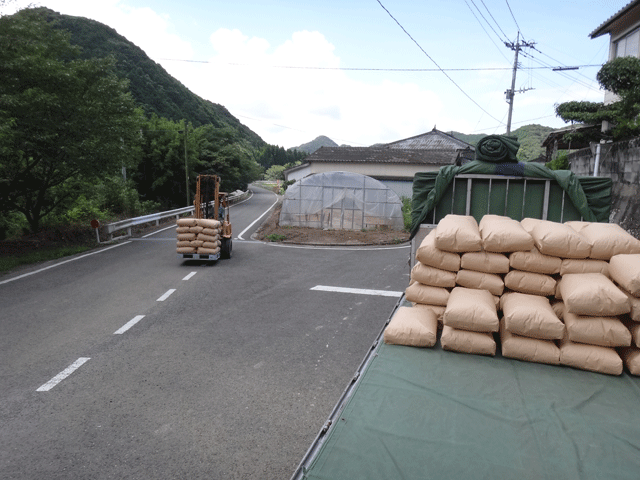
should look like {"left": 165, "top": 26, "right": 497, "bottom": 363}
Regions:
{"left": 615, "top": 27, "right": 640, "bottom": 58}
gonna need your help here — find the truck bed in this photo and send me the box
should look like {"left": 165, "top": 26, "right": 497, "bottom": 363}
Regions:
{"left": 295, "top": 300, "right": 640, "bottom": 480}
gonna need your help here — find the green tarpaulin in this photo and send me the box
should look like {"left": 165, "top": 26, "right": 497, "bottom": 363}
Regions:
{"left": 303, "top": 324, "right": 640, "bottom": 480}
{"left": 410, "top": 161, "right": 613, "bottom": 239}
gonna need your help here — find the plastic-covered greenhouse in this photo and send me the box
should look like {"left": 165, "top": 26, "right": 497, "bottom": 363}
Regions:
{"left": 279, "top": 171, "right": 404, "bottom": 230}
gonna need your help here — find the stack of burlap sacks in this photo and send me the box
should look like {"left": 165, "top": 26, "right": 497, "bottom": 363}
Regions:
{"left": 176, "top": 217, "right": 222, "bottom": 255}
{"left": 384, "top": 214, "right": 640, "bottom": 376}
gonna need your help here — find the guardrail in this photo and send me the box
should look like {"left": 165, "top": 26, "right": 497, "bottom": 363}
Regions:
{"left": 103, "top": 190, "right": 249, "bottom": 241}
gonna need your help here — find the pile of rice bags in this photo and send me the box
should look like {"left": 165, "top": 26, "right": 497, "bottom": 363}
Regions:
{"left": 176, "top": 217, "right": 222, "bottom": 255}
{"left": 385, "top": 213, "right": 640, "bottom": 376}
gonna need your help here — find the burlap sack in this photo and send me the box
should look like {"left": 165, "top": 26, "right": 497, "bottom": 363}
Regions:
{"left": 197, "top": 233, "right": 219, "bottom": 243}
{"left": 563, "top": 309, "right": 631, "bottom": 347}
{"left": 560, "top": 273, "right": 630, "bottom": 316}
{"left": 410, "top": 262, "right": 457, "bottom": 288}
{"left": 434, "top": 214, "right": 482, "bottom": 253}
{"left": 176, "top": 217, "right": 197, "bottom": 227}
{"left": 440, "top": 325, "right": 496, "bottom": 356}
{"left": 501, "top": 292, "right": 564, "bottom": 340}
{"left": 621, "top": 288, "right": 640, "bottom": 321}
{"left": 176, "top": 226, "right": 191, "bottom": 234}
{"left": 509, "top": 248, "right": 561, "bottom": 275}
{"left": 500, "top": 322, "right": 560, "bottom": 365}
{"left": 190, "top": 240, "right": 204, "bottom": 248}
{"left": 176, "top": 246, "right": 196, "bottom": 253}
{"left": 177, "top": 233, "right": 196, "bottom": 241}
{"left": 405, "top": 282, "right": 450, "bottom": 306}
{"left": 383, "top": 306, "right": 438, "bottom": 347}
{"left": 551, "top": 300, "right": 564, "bottom": 320}
{"left": 565, "top": 221, "right": 591, "bottom": 233}
{"left": 479, "top": 214, "right": 534, "bottom": 253}
{"left": 202, "top": 227, "right": 220, "bottom": 236}
{"left": 460, "top": 251, "right": 510, "bottom": 274}
{"left": 412, "top": 303, "right": 446, "bottom": 322}
{"left": 202, "top": 241, "right": 221, "bottom": 249}
{"left": 559, "top": 335, "right": 623, "bottom": 375}
{"left": 530, "top": 220, "right": 591, "bottom": 259}
{"left": 197, "top": 247, "right": 220, "bottom": 254}
{"left": 503, "top": 270, "right": 556, "bottom": 297}
{"left": 455, "top": 269, "right": 504, "bottom": 296}
{"left": 197, "top": 218, "right": 221, "bottom": 229}
{"left": 560, "top": 258, "right": 609, "bottom": 277}
{"left": 415, "top": 230, "right": 461, "bottom": 272}
{"left": 443, "top": 287, "right": 499, "bottom": 333}
{"left": 176, "top": 241, "right": 192, "bottom": 248}
{"left": 578, "top": 222, "right": 640, "bottom": 260}
{"left": 609, "top": 254, "right": 640, "bottom": 297}
{"left": 189, "top": 226, "right": 204, "bottom": 234}
{"left": 626, "top": 320, "right": 640, "bottom": 348}
{"left": 619, "top": 347, "right": 640, "bottom": 376}
{"left": 520, "top": 217, "right": 546, "bottom": 235}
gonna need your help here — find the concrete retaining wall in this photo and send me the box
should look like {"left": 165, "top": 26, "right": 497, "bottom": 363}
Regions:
{"left": 568, "top": 138, "right": 640, "bottom": 237}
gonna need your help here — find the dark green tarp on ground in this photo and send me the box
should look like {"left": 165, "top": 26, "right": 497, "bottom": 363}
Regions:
{"left": 410, "top": 161, "right": 613, "bottom": 239}
{"left": 303, "top": 332, "right": 640, "bottom": 480}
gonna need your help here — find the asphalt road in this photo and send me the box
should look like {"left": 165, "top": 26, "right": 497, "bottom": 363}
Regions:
{"left": 0, "top": 185, "right": 411, "bottom": 480}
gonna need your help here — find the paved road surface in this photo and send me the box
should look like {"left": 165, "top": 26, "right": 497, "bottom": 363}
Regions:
{"left": 0, "top": 185, "right": 410, "bottom": 479}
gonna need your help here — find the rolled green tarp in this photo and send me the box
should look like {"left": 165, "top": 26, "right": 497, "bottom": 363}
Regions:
{"left": 475, "top": 135, "right": 520, "bottom": 163}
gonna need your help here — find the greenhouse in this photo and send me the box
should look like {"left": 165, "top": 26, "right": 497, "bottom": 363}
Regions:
{"left": 279, "top": 171, "right": 404, "bottom": 231}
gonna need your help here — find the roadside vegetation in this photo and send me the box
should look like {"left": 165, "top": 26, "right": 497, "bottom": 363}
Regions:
{"left": 0, "top": 7, "right": 307, "bottom": 250}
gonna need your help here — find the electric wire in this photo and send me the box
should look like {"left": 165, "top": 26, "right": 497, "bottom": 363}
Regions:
{"left": 504, "top": 0, "right": 523, "bottom": 38}
{"left": 479, "top": 0, "right": 510, "bottom": 42}
{"left": 375, "top": 0, "right": 505, "bottom": 125}
{"left": 158, "top": 58, "right": 601, "bottom": 72}
{"left": 463, "top": 0, "right": 511, "bottom": 62}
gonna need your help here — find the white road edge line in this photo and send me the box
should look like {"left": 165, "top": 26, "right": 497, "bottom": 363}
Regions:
{"left": 0, "top": 242, "right": 132, "bottom": 286}
{"left": 311, "top": 285, "right": 403, "bottom": 297}
{"left": 36, "top": 357, "right": 91, "bottom": 392}
{"left": 114, "top": 315, "right": 146, "bottom": 335}
{"left": 237, "top": 194, "right": 279, "bottom": 241}
{"left": 157, "top": 289, "right": 176, "bottom": 301}
{"left": 182, "top": 271, "right": 197, "bottom": 281}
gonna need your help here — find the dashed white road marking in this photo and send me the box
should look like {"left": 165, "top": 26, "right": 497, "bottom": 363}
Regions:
{"left": 36, "top": 358, "right": 91, "bottom": 392}
{"left": 311, "top": 285, "right": 403, "bottom": 297}
{"left": 157, "top": 289, "right": 176, "bottom": 301}
{"left": 114, "top": 315, "right": 146, "bottom": 335}
{"left": 182, "top": 272, "right": 197, "bottom": 281}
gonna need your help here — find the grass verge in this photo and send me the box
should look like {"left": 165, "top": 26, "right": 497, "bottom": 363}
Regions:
{"left": 0, "top": 245, "right": 93, "bottom": 275}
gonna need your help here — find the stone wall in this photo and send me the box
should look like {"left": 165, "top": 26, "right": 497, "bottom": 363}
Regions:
{"left": 568, "top": 138, "right": 640, "bottom": 237}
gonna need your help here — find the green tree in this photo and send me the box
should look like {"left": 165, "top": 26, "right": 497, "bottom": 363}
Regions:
{"left": 0, "top": 8, "right": 143, "bottom": 232}
{"left": 555, "top": 56, "right": 640, "bottom": 141}
{"left": 133, "top": 115, "right": 197, "bottom": 210}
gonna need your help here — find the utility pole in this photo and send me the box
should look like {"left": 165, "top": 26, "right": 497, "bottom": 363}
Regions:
{"left": 504, "top": 32, "right": 535, "bottom": 135}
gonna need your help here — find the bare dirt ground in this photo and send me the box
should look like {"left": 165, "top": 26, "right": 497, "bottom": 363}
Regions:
{"left": 253, "top": 203, "right": 410, "bottom": 246}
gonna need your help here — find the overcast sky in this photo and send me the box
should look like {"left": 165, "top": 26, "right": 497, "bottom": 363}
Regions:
{"left": 5, "top": 0, "right": 633, "bottom": 148}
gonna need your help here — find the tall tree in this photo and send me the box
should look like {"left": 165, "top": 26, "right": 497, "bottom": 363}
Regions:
{"left": 0, "top": 8, "right": 143, "bottom": 232}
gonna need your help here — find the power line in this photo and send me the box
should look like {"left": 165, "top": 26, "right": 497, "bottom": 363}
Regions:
{"left": 157, "top": 58, "right": 602, "bottom": 72}
{"left": 504, "top": 0, "right": 523, "bottom": 37}
{"left": 376, "top": 0, "right": 507, "bottom": 125}
{"left": 463, "top": 0, "right": 511, "bottom": 62}
{"left": 479, "top": 0, "right": 510, "bottom": 42}
{"left": 467, "top": 0, "right": 509, "bottom": 45}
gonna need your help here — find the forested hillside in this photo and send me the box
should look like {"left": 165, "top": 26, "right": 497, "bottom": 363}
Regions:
{"left": 0, "top": 7, "right": 269, "bottom": 239}
{"left": 44, "top": 9, "right": 265, "bottom": 149}
{"left": 449, "top": 125, "right": 554, "bottom": 162}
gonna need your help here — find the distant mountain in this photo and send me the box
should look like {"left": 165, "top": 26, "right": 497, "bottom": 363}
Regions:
{"left": 448, "top": 125, "right": 554, "bottom": 162}
{"left": 293, "top": 135, "right": 339, "bottom": 154}
{"left": 41, "top": 8, "right": 265, "bottom": 149}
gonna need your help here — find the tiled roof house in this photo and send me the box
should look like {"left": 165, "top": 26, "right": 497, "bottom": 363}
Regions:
{"left": 284, "top": 128, "right": 475, "bottom": 198}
